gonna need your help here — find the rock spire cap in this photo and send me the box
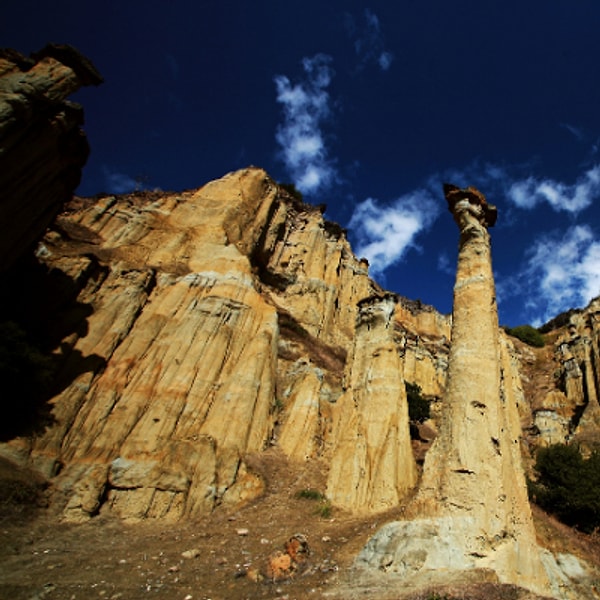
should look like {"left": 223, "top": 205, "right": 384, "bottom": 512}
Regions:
{"left": 443, "top": 183, "right": 497, "bottom": 228}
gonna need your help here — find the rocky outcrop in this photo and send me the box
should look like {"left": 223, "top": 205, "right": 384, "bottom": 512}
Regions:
{"left": 29, "top": 170, "right": 285, "bottom": 521}
{"left": 355, "top": 185, "right": 552, "bottom": 596}
{"left": 0, "top": 165, "right": 569, "bottom": 524}
{"left": 2, "top": 164, "right": 599, "bottom": 595}
{"left": 0, "top": 45, "right": 102, "bottom": 271}
{"left": 0, "top": 168, "right": 384, "bottom": 521}
{"left": 507, "top": 298, "right": 600, "bottom": 451}
{"left": 395, "top": 298, "right": 451, "bottom": 398}
{"left": 551, "top": 299, "right": 600, "bottom": 450}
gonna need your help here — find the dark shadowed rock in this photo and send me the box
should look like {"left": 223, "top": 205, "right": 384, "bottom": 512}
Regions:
{"left": 0, "top": 44, "right": 102, "bottom": 271}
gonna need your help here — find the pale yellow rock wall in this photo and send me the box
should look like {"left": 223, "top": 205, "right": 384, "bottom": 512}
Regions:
{"left": 551, "top": 299, "right": 600, "bottom": 449}
{"left": 260, "top": 204, "right": 372, "bottom": 348}
{"left": 1, "top": 169, "right": 284, "bottom": 521}
{"left": 1, "top": 166, "right": 572, "bottom": 530}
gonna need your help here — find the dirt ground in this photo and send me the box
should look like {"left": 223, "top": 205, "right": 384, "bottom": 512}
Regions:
{"left": 0, "top": 451, "right": 403, "bottom": 600}
{"left": 1, "top": 452, "right": 597, "bottom": 600}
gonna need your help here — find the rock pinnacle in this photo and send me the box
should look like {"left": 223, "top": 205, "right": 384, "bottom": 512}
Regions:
{"left": 355, "top": 185, "right": 553, "bottom": 596}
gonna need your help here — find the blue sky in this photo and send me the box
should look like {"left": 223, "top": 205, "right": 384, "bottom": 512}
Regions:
{"left": 4, "top": 0, "right": 600, "bottom": 326}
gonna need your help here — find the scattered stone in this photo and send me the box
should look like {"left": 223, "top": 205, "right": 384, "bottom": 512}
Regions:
{"left": 284, "top": 534, "right": 309, "bottom": 562}
{"left": 266, "top": 551, "right": 293, "bottom": 581}
{"left": 245, "top": 567, "right": 262, "bottom": 582}
{"left": 264, "top": 534, "right": 311, "bottom": 582}
{"left": 181, "top": 548, "right": 201, "bottom": 559}
{"left": 236, "top": 528, "right": 249, "bottom": 536}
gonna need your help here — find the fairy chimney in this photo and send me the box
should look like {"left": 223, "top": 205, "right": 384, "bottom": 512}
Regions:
{"left": 356, "top": 185, "right": 552, "bottom": 596}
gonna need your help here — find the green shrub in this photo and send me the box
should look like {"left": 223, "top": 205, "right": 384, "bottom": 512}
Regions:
{"left": 406, "top": 382, "right": 430, "bottom": 422}
{"left": 295, "top": 488, "right": 332, "bottom": 518}
{"left": 317, "top": 502, "right": 332, "bottom": 518}
{"left": 528, "top": 444, "right": 600, "bottom": 532}
{"left": 296, "top": 488, "right": 325, "bottom": 501}
{"left": 505, "top": 324, "right": 545, "bottom": 348}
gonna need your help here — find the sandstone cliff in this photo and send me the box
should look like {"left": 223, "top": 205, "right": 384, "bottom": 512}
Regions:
{"left": 528, "top": 300, "right": 600, "bottom": 451}
{"left": 0, "top": 44, "right": 102, "bottom": 272}
{"left": 0, "top": 169, "right": 384, "bottom": 521}
{"left": 0, "top": 165, "right": 453, "bottom": 522}
{"left": 2, "top": 166, "right": 596, "bottom": 525}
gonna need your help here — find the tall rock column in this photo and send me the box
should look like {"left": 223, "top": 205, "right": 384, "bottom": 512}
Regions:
{"left": 355, "top": 186, "right": 552, "bottom": 596}
{"left": 326, "top": 294, "right": 417, "bottom": 513}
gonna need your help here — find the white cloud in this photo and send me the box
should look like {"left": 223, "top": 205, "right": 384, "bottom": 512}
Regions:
{"left": 507, "top": 165, "right": 600, "bottom": 213}
{"left": 437, "top": 252, "right": 454, "bottom": 276}
{"left": 102, "top": 167, "right": 139, "bottom": 194}
{"left": 378, "top": 51, "right": 394, "bottom": 71}
{"left": 346, "top": 9, "right": 394, "bottom": 72}
{"left": 560, "top": 122, "right": 584, "bottom": 141}
{"left": 274, "top": 54, "right": 336, "bottom": 195}
{"left": 521, "top": 225, "right": 600, "bottom": 324}
{"left": 349, "top": 190, "right": 439, "bottom": 276}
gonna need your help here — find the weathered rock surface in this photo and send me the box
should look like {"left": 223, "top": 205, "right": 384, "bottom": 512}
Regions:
{"left": 1, "top": 160, "right": 599, "bottom": 595}
{"left": 0, "top": 168, "right": 385, "bottom": 521}
{"left": 395, "top": 298, "right": 451, "bottom": 398}
{"left": 0, "top": 45, "right": 102, "bottom": 271}
{"left": 505, "top": 298, "right": 600, "bottom": 453}
{"left": 551, "top": 299, "right": 600, "bottom": 450}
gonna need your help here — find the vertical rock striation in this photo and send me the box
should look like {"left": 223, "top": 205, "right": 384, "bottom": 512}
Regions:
{"left": 326, "top": 293, "right": 417, "bottom": 512}
{"left": 356, "top": 185, "right": 552, "bottom": 596}
{"left": 0, "top": 168, "right": 382, "bottom": 521}
{"left": 1, "top": 169, "right": 282, "bottom": 521}
{"left": 550, "top": 298, "right": 600, "bottom": 450}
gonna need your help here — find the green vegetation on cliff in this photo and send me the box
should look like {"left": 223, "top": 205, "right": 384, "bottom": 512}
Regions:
{"left": 406, "top": 381, "right": 430, "bottom": 422}
{"left": 529, "top": 444, "right": 600, "bottom": 533}
{"left": 504, "top": 324, "right": 545, "bottom": 348}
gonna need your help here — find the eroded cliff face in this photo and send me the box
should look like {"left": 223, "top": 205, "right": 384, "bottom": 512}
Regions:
{"left": 2, "top": 165, "right": 599, "bottom": 598}
{"left": 0, "top": 45, "right": 102, "bottom": 272}
{"left": 0, "top": 168, "right": 397, "bottom": 521}
{"left": 518, "top": 298, "right": 600, "bottom": 452}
